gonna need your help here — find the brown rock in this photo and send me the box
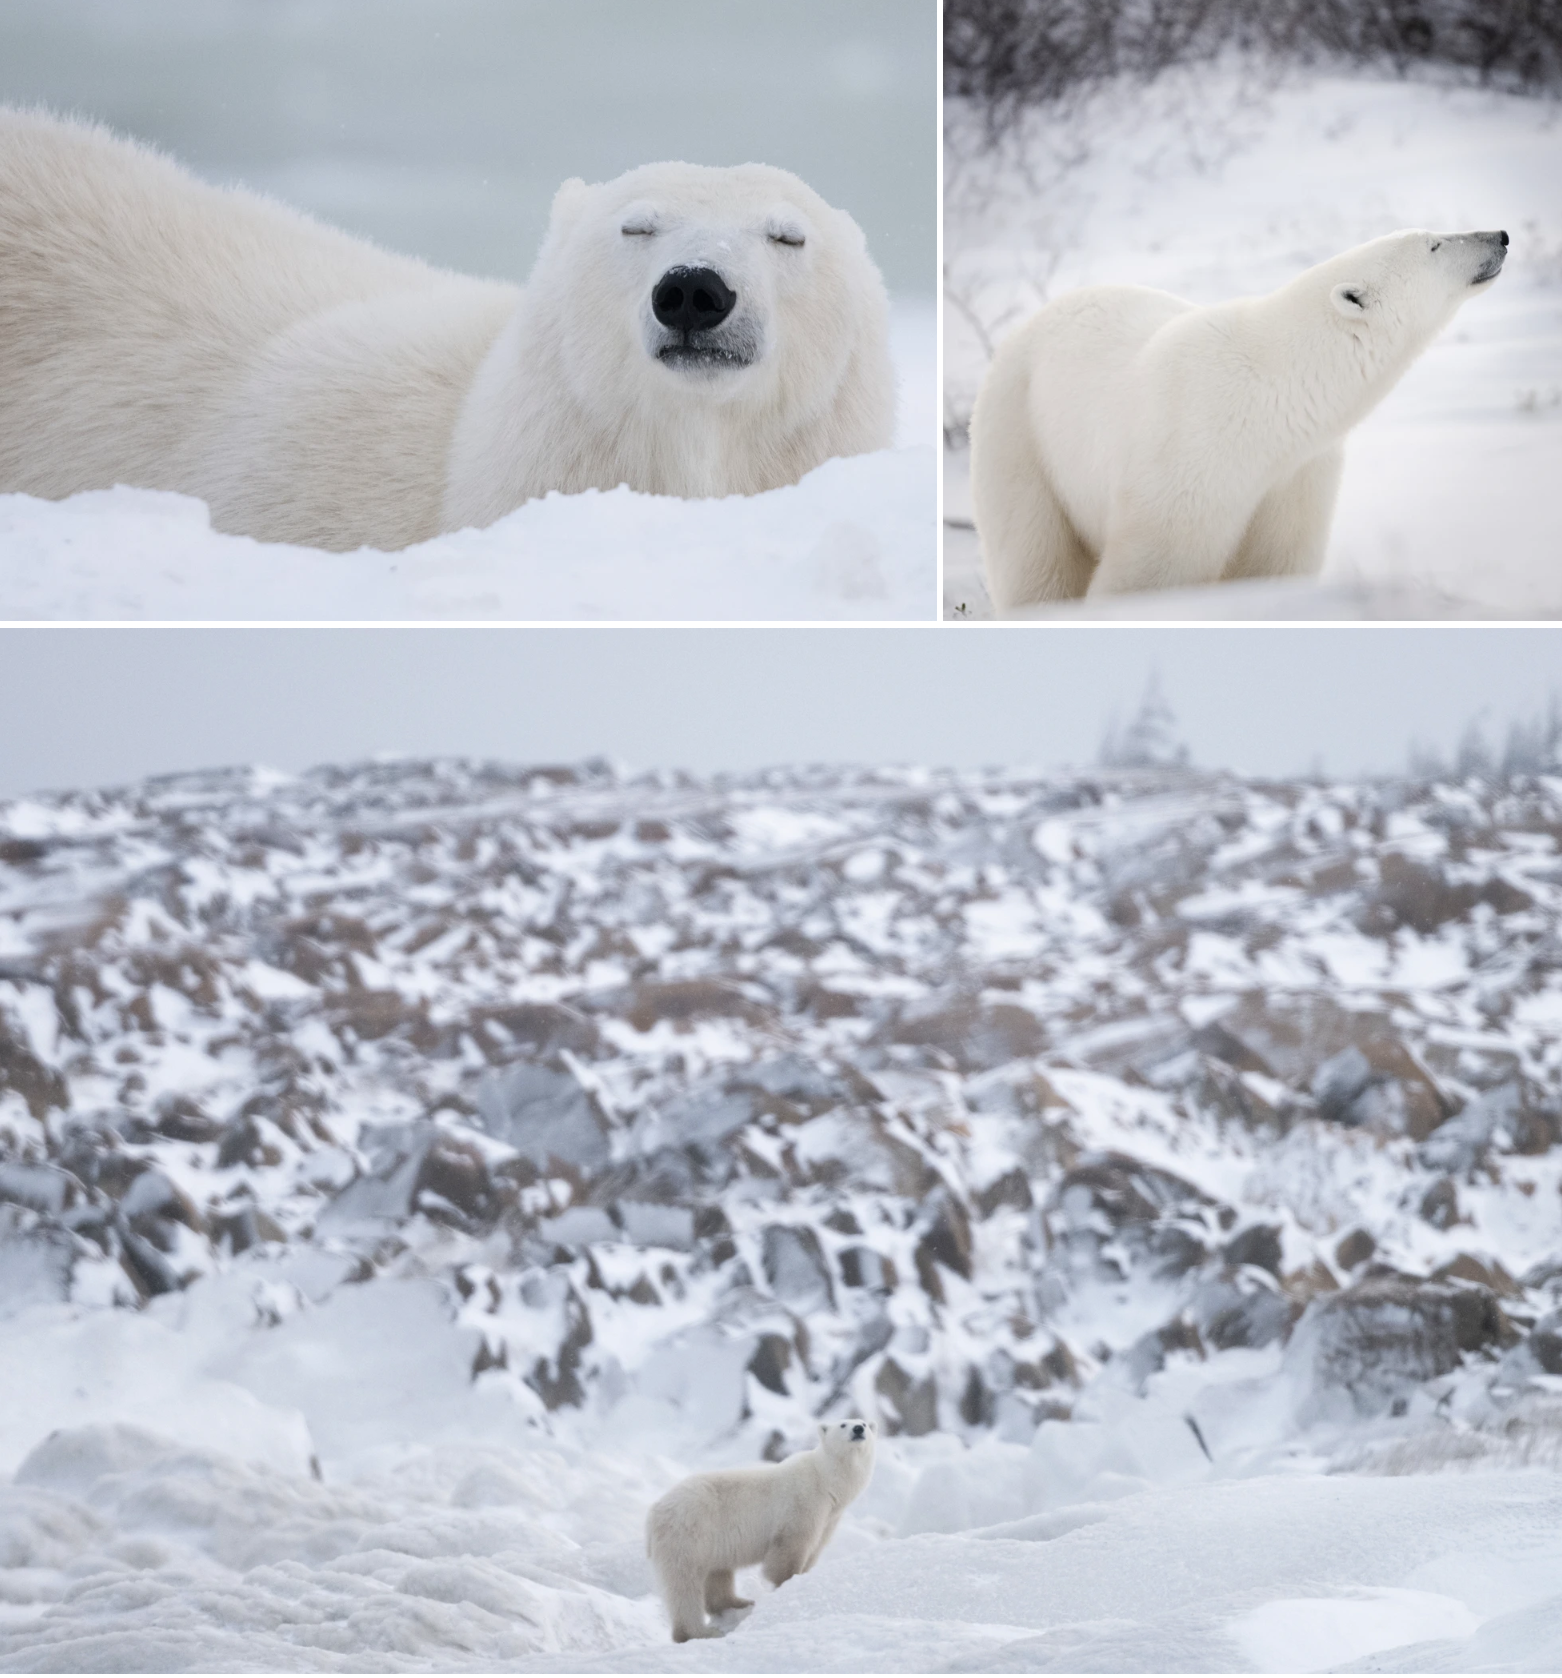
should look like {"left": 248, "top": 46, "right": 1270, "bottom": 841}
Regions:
{"left": 626, "top": 979, "right": 768, "bottom": 1033}
{"left": 414, "top": 1134, "right": 495, "bottom": 1225}
{"left": 1292, "top": 1274, "right": 1518, "bottom": 1416}
{"left": 1334, "top": 1229, "right": 1376, "bottom": 1271}
{"left": 975, "top": 1167, "right": 1033, "bottom": 1218}
{"left": 466, "top": 1002, "right": 599, "bottom": 1061}
{"left": 1054, "top": 1152, "right": 1215, "bottom": 1230}
{"left": 839, "top": 1247, "right": 897, "bottom": 1292}
{"left": 1421, "top": 1177, "right": 1460, "bottom": 1229}
{"left": 1432, "top": 1252, "right": 1522, "bottom": 1299}
{"left": 1373, "top": 853, "right": 1533, "bottom": 935}
{"left": 1283, "top": 1259, "right": 1340, "bottom": 1304}
{"left": 913, "top": 1192, "right": 973, "bottom": 1302}
{"left": 874, "top": 1357, "right": 938, "bottom": 1436}
{"left": 748, "top": 1334, "right": 792, "bottom": 1394}
{"left": 959, "top": 1366, "right": 995, "bottom": 1426}
{"left": 0, "top": 1017, "right": 67, "bottom": 1120}
{"left": 153, "top": 1094, "right": 222, "bottom": 1144}
{"left": 1223, "top": 1224, "right": 1283, "bottom": 1277}
{"left": 887, "top": 994, "right": 1045, "bottom": 1072}
{"left": 1209, "top": 995, "right": 1449, "bottom": 1139}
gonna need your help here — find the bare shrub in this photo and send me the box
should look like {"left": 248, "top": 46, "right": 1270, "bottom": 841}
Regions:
{"left": 947, "top": 0, "right": 1562, "bottom": 131}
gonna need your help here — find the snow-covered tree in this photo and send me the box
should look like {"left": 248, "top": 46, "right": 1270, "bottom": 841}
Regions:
{"left": 1099, "top": 672, "right": 1191, "bottom": 769}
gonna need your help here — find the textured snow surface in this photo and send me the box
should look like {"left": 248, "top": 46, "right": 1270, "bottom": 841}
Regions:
{"left": 0, "top": 303, "right": 934, "bottom": 623}
{"left": 3, "top": 755, "right": 1562, "bottom": 1668}
{"left": 5, "top": 1429, "right": 1562, "bottom": 1670}
{"left": 943, "top": 69, "right": 1562, "bottom": 619}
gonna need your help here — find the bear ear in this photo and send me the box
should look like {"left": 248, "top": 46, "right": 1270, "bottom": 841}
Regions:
{"left": 1331, "top": 282, "right": 1369, "bottom": 318}
{"left": 549, "top": 177, "right": 592, "bottom": 234}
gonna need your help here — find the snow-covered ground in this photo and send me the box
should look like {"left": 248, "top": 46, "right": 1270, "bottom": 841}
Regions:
{"left": 0, "top": 303, "right": 934, "bottom": 624}
{"left": 4, "top": 753, "right": 1562, "bottom": 1667}
{"left": 944, "top": 68, "right": 1562, "bottom": 619}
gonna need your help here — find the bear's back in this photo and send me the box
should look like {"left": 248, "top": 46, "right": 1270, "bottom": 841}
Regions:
{"left": 0, "top": 109, "right": 452, "bottom": 499}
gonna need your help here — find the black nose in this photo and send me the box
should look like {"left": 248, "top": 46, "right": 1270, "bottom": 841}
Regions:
{"left": 851, "top": 1423, "right": 865, "bottom": 1440}
{"left": 1500, "top": 230, "right": 1509, "bottom": 247}
{"left": 652, "top": 266, "right": 736, "bottom": 333}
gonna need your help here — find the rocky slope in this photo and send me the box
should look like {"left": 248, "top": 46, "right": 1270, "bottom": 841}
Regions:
{"left": 3, "top": 755, "right": 1561, "bottom": 1468}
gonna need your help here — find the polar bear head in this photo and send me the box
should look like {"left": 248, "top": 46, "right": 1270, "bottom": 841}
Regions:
{"left": 818, "top": 1416, "right": 877, "bottom": 1478}
{"left": 524, "top": 161, "right": 894, "bottom": 471}
{"left": 1313, "top": 228, "right": 1507, "bottom": 386}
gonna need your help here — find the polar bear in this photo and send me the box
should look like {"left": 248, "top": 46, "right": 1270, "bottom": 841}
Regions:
{"left": 970, "top": 229, "right": 1508, "bottom": 610}
{"left": 0, "top": 110, "right": 894, "bottom": 552}
{"left": 645, "top": 1418, "right": 876, "bottom": 1642}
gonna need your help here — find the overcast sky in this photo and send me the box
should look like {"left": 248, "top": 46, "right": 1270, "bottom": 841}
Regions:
{"left": 0, "top": 0, "right": 933, "bottom": 294}
{"left": 1, "top": 627, "right": 1558, "bottom": 800}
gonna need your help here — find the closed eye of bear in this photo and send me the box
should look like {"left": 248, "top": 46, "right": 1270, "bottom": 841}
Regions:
{"left": 0, "top": 110, "right": 895, "bottom": 552}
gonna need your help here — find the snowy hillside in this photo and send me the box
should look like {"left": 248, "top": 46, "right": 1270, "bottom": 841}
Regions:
{"left": 0, "top": 304, "right": 934, "bottom": 624}
{"left": 3, "top": 752, "right": 1562, "bottom": 1668}
{"left": 943, "top": 69, "right": 1562, "bottom": 618}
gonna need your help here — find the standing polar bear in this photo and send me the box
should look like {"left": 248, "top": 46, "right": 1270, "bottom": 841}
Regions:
{"left": 971, "top": 229, "right": 1508, "bottom": 610}
{"left": 0, "top": 110, "right": 894, "bottom": 552}
{"left": 646, "top": 1418, "right": 876, "bottom": 1642}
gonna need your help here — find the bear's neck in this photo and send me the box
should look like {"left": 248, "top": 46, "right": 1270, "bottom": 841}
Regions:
{"left": 1232, "top": 283, "right": 1438, "bottom": 460}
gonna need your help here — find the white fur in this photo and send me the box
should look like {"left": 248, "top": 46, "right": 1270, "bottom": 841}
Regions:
{"left": 645, "top": 1418, "right": 876, "bottom": 1642}
{"left": 971, "top": 229, "right": 1508, "bottom": 609}
{"left": 0, "top": 110, "right": 895, "bottom": 552}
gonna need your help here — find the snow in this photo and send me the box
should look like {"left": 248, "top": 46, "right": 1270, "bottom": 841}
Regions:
{"left": 0, "top": 302, "right": 933, "bottom": 623}
{"left": 12, "top": 1419, "right": 1562, "bottom": 1670}
{"left": 944, "top": 68, "right": 1562, "bottom": 619}
{"left": 5, "top": 754, "right": 1562, "bottom": 1668}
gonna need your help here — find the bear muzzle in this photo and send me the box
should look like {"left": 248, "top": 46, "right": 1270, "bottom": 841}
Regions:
{"left": 652, "top": 266, "right": 736, "bottom": 333}
{"left": 1468, "top": 230, "right": 1508, "bottom": 285}
{"left": 650, "top": 265, "right": 758, "bottom": 371}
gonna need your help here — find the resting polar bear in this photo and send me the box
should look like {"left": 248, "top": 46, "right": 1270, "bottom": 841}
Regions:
{"left": 971, "top": 229, "right": 1508, "bottom": 609}
{"left": 0, "top": 110, "right": 894, "bottom": 551}
{"left": 646, "top": 1418, "right": 876, "bottom": 1642}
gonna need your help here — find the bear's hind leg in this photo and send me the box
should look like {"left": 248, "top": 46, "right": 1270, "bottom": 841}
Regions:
{"left": 1226, "top": 448, "right": 1343, "bottom": 582}
{"left": 705, "top": 1569, "right": 753, "bottom": 1613}
{"left": 661, "top": 1572, "right": 722, "bottom": 1642}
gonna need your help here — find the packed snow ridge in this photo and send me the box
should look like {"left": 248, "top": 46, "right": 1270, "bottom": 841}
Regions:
{"left": 3, "top": 755, "right": 1562, "bottom": 1669}
{"left": 0, "top": 300, "right": 935, "bottom": 622}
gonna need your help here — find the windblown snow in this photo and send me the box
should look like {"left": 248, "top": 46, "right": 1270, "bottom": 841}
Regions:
{"left": 944, "top": 68, "right": 1562, "bottom": 619}
{"left": 3, "top": 754, "right": 1562, "bottom": 1669}
{"left": 0, "top": 304, "right": 934, "bottom": 623}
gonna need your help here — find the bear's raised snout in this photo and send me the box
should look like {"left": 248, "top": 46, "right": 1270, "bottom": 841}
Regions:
{"left": 652, "top": 266, "right": 737, "bottom": 333}
{"left": 1471, "top": 230, "right": 1508, "bottom": 284}
{"left": 851, "top": 1423, "right": 866, "bottom": 1440}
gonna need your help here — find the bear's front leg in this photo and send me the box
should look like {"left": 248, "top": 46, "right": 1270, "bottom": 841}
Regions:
{"left": 705, "top": 1569, "right": 753, "bottom": 1613}
{"left": 1088, "top": 501, "right": 1247, "bottom": 598}
{"left": 761, "top": 1530, "right": 815, "bottom": 1589}
{"left": 1225, "top": 448, "right": 1344, "bottom": 581}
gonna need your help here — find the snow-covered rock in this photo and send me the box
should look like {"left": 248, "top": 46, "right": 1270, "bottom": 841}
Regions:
{"left": 2, "top": 752, "right": 1562, "bottom": 1664}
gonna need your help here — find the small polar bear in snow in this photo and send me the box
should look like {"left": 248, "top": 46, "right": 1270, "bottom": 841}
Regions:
{"left": 970, "top": 228, "right": 1508, "bottom": 610}
{"left": 0, "top": 110, "right": 895, "bottom": 552}
{"left": 645, "top": 1417, "right": 876, "bottom": 1642}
